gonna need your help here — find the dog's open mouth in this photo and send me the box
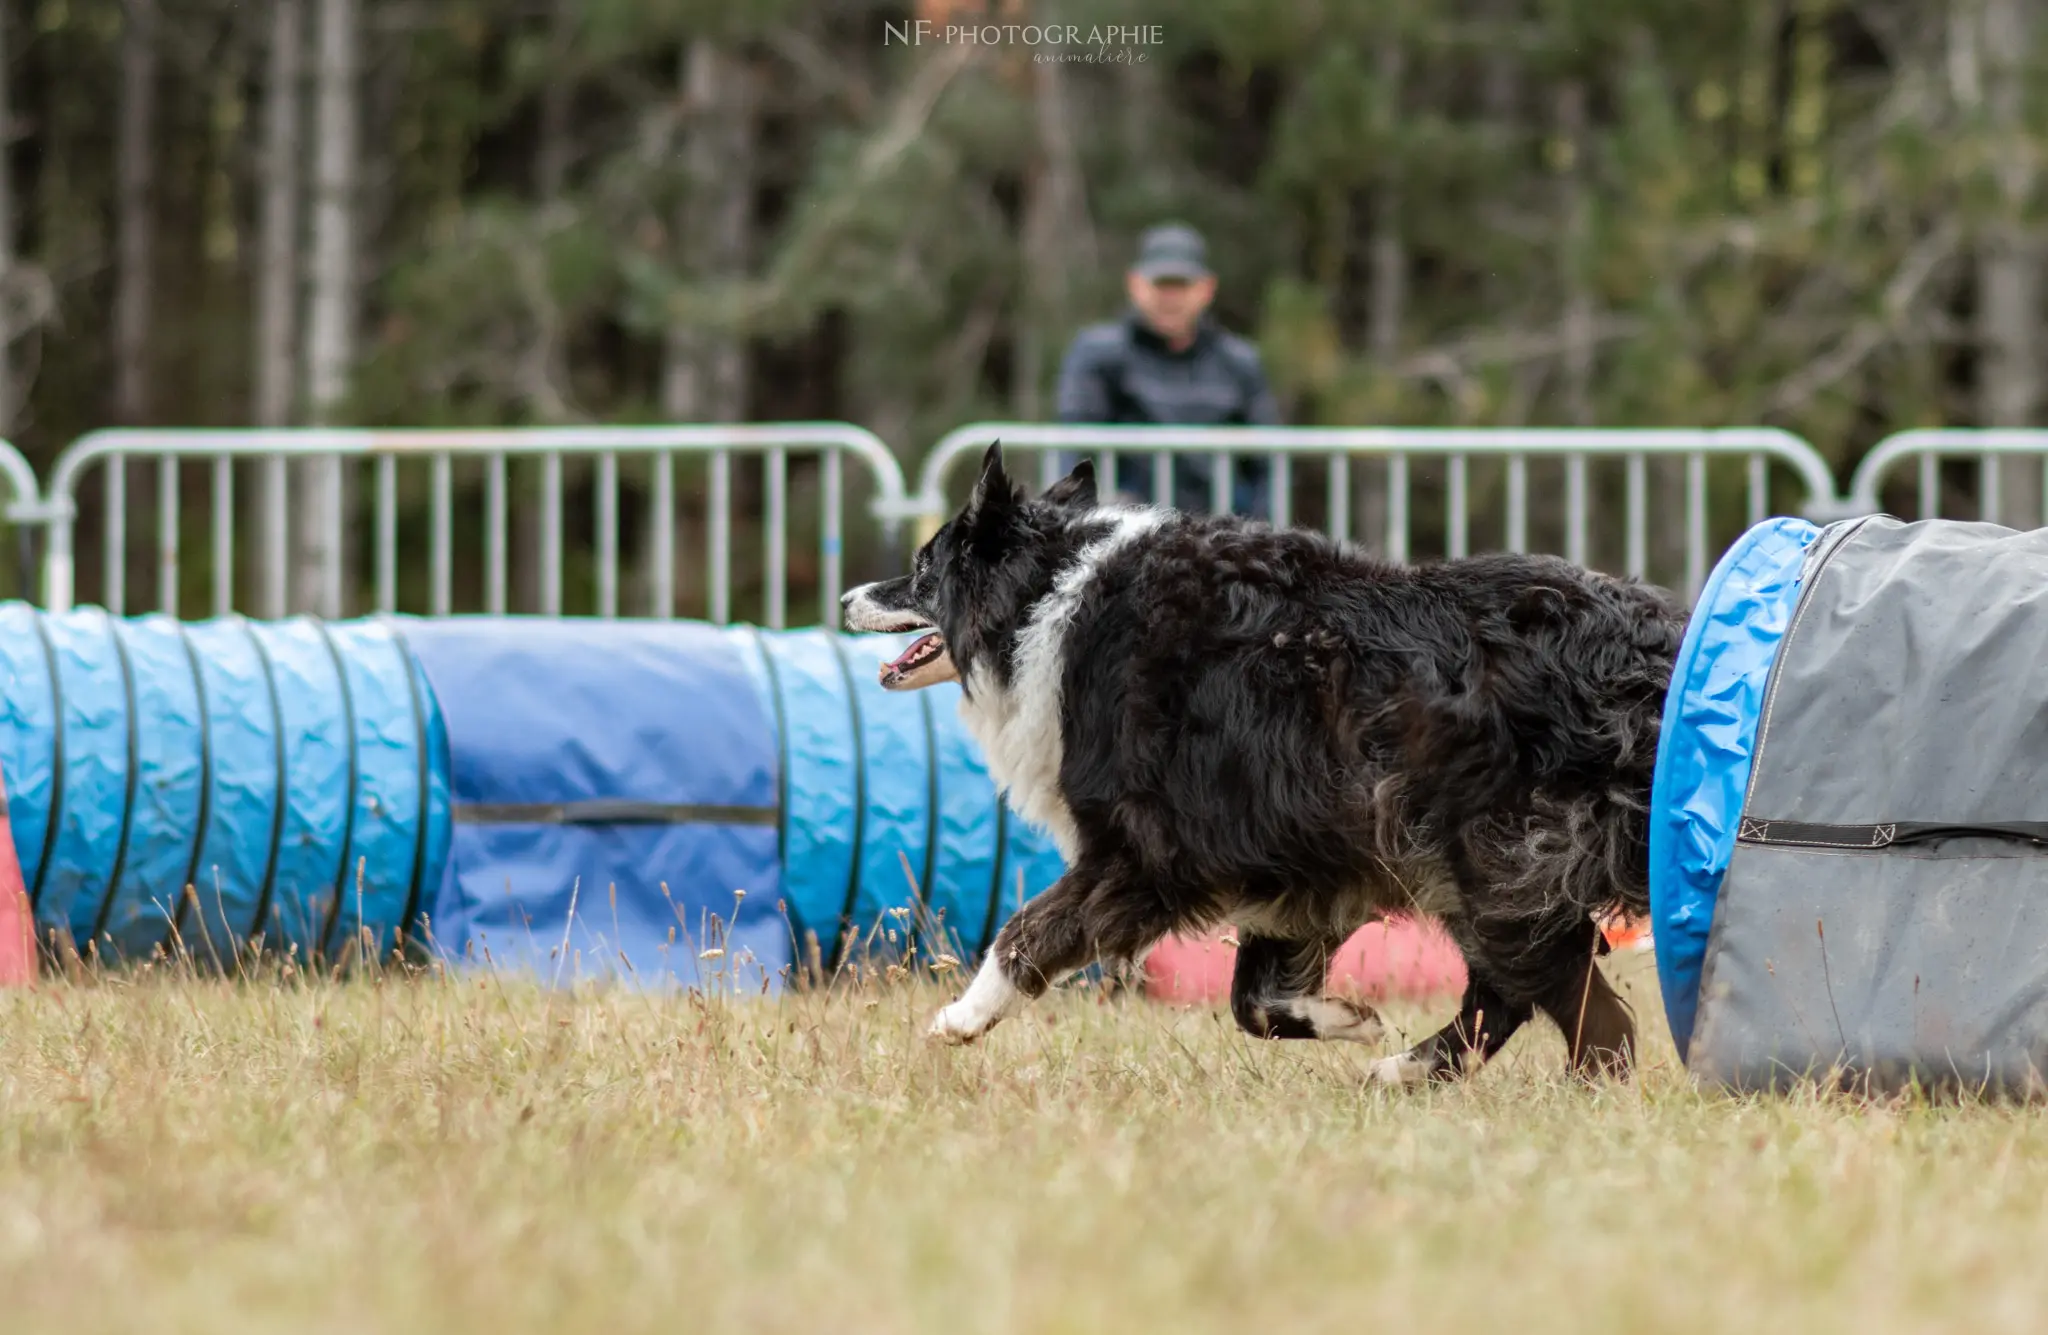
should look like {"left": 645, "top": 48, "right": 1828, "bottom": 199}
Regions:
{"left": 880, "top": 630, "right": 956, "bottom": 690}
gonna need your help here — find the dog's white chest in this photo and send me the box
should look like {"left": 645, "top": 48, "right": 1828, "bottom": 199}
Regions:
{"left": 959, "top": 673, "right": 1078, "bottom": 862}
{"left": 954, "top": 507, "right": 1166, "bottom": 866}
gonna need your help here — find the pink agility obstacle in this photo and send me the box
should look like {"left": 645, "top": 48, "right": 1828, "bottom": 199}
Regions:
{"left": 1141, "top": 913, "right": 1650, "bottom": 1007}
{"left": 1142, "top": 918, "right": 1467, "bottom": 1006}
{"left": 0, "top": 758, "right": 35, "bottom": 985}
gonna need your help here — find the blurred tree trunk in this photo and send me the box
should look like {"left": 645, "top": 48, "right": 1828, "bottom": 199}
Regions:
{"left": 1367, "top": 54, "right": 1406, "bottom": 370}
{"left": 1014, "top": 50, "right": 1093, "bottom": 426}
{"left": 115, "top": 0, "right": 156, "bottom": 428}
{"left": 115, "top": 0, "right": 155, "bottom": 427}
{"left": 659, "top": 38, "right": 754, "bottom": 617}
{"left": 1360, "top": 40, "right": 1405, "bottom": 551}
{"left": 300, "top": 0, "right": 357, "bottom": 616}
{"left": 1556, "top": 80, "right": 1594, "bottom": 429}
{"left": 516, "top": 0, "right": 576, "bottom": 614}
{"left": 536, "top": 0, "right": 573, "bottom": 204}
{"left": 256, "top": 0, "right": 303, "bottom": 616}
{"left": 1972, "top": 0, "right": 2044, "bottom": 525}
{"left": 108, "top": 0, "right": 157, "bottom": 611}
{"left": 1118, "top": 33, "right": 1170, "bottom": 206}
{"left": 662, "top": 39, "right": 754, "bottom": 422}
{"left": 0, "top": 2, "right": 19, "bottom": 436}
{"left": 521, "top": 0, "right": 574, "bottom": 418}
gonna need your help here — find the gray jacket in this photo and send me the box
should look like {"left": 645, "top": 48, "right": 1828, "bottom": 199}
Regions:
{"left": 1054, "top": 311, "right": 1280, "bottom": 428}
{"left": 1053, "top": 311, "right": 1282, "bottom": 514}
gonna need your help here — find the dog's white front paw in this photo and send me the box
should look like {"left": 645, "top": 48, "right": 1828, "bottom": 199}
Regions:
{"left": 926, "top": 956, "right": 1024, "bottom": 1045}
{"left": 927, "top": 1003, "right": 991, "bottom": 1045}
{"left": 1368, "top": 1053, "right": 1434, "bottom": 1087}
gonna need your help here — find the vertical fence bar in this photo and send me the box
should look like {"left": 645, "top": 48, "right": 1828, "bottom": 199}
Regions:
{"left": 47, "top": 510, "right": 73, "bottom": 611}
{"left": 158, "top": 455, "right": 179, "bottom": 616}
{"left": 709, "top": 449, "right": 731, "bottom": 625}
{"left": 1981, "top": 452, "right": 2000, "bottom": 524}
{"left": 1152, "top": 451, "right": 1171, "bottom": 508}
{"left": 1270, "top": 454, "right": 1292, "bottom": 528}
{"left": 542, "top": 452, "right": 563, "bottom": 616}
{"left": 821, "top": 448, "right": 843, "bottom": 626}
{"left": 486, "top": 452, "right": 508, "bottom": 613}
{"left": 107, "top": 458, "right": 126, "bottom": 615}
{"left": 1505, "top": 454, "right": 1528, "bottom": 553}
{"left": 431, "top": 452, "right": 452, "bottom": 617}
{"left": 376, "top": 453, "right": 397, "bottom": 614}
{"left": 1211, "top": 451, "right": 1232, "bottom": 515}
{"left": 264, "top": 457, "right": 286, "bottom": 618}
{"left": 1746, "top": 453, "right": 1768, "bottom": 528}
{"left": 1685, "top": 451, "right": 1708, "bottom": 600}
{"left": 1446, "top": 454, "right": 1468, "bottom": 559}
{"left": 1097, "top": 449, "right": 1117, "bottom": 504}
{"left": 597, "top": 450, "right": 618, "bottom": 619}
{"left": 1387, "top": 454, "right": 1410, "bottom": 563}
{"left": 1565, "top": 453, "right": 1588, "bottom": 567}
{"left": 765, "top": 447, "right": 787, "bottom": 629}
{"left": 212, "top": 456, "right": 233, "bottom": 617}
{"left": 322, "top": 456, "right": 344, "bottom": 619}
{"left": 653, "top": 452, "right": 675, "bottom": 619}
{"left": 1037, "top": 450, "right": 1060, "bottom": 491}
{"left": 1625, "top": 452, "right": 1648, "bottom": 580}
{"left": 1327, "top": 455, "right": 1350, "bottom": 543}
{"left": 1918, "top": 451, "right": 1938, "bottom": 520}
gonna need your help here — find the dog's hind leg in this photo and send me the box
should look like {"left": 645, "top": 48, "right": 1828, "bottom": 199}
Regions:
{"left": 1531, "top": 924, "right": 1636, "bottom": 1080}
{"left": 1367, "top": 974, "right": 1531, "bottom": 1087}
{"left": 1229, "top": 934, "right": 1383, "bottom": 1044}
{"left": 928, "top": 867, "right": 1181, "bottom": 1045}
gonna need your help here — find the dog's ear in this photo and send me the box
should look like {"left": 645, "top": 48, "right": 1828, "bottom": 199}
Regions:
{"left": 965, "top": 439, "right": 1021, "bottom": 520}
{"left": 1041, "top": 458, "right": 1098, "bottom": 512}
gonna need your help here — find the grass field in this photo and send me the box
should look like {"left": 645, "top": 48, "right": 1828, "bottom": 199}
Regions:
{"left": 2, "top": 945, "right": 2046, "bottom": 1335}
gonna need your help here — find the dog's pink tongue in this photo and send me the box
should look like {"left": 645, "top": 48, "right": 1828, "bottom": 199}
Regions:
{"left": 883, "top": 632, "right": 940, "bottom": 679}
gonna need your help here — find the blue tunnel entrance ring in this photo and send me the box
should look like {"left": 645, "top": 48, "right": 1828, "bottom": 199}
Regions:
{"left": 1647, "top": 516, "right": 1820, "bottom": 1060}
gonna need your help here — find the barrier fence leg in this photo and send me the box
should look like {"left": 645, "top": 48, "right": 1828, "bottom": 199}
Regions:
{"left": 0, "top": 758, "right": 35, "bottom": 985}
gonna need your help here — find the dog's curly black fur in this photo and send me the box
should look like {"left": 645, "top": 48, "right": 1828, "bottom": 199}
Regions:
{"left": 844, "top": 443, "right": 1688, "bottom": 1083}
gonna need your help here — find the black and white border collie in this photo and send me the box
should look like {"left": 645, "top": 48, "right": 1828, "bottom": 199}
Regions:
{"left": 843, "top": 443, "right": 1687, "bottom": 1085}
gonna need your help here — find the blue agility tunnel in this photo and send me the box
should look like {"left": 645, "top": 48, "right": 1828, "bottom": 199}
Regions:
{"left": 403, "top": 618, "right": 1063, "bottom": 987}
{"left": 1647, "top": 516, "right": 1820, "bottom": 1061}
{"left": 0, "top": 604, "right": 444, "bottom": 965}
{"left": 1664, "top": 515, "right": 2048, "bottom": 1093}
{"left": 0, "top": 606, "right": 1063, "bottom": 987}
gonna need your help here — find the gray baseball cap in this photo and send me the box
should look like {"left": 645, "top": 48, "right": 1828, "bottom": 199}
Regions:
{"left": 1131, "top": 222, "right": 1211, "bottom": 281}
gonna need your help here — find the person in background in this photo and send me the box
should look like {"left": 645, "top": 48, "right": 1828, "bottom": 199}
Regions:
{"left": 1053, "top": 221, "right": 1282, "bottom": 517}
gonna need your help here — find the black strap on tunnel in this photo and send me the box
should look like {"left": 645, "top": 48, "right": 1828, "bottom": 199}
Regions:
{"left": 1737, "top": 818, "right": 2048, "bottom": 850}
{"left": 87, "top": 612, "right": 144, "bottom": 952}
{"left": 454, "top": 801, "right": 778, "bottom": 826}
{"left": 383, "top": 620, "right": 436, "bottom": 956}
{"left": 241, "top": 618, "right": 290, "bottom": 947}
{"left": 826, "top": 635, "right": 870, "bottom": 972}
{"left": 26, "top": 608, "right": 65, "bottom": 914}
{"left": 312, "top": 619, "right": 364, "bottom": 961}
{"left": 168, "top": 622, "right": 218, "bottom": 956}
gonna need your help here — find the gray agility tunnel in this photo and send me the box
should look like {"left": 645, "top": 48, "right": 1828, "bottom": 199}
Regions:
{"left": 0, "top": 605, "right": 1065, "bottom": 984}
{"left": 1653, "top": 514, "right": 2048, "bottom": 1094}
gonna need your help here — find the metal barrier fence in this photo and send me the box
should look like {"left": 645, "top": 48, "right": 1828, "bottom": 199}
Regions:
{"left": 1848, "top": 429, "right": 2048, "bottom": 525}
{"left": 39, "top": 425, "right": 909, "bottom": 623}
{"left": 912, "top": 423, "right": 1848, "bottom": 600}
{"left": 10, "top": 421, "right": 2048, "bottom": 622}
{"left": 0, "top": 437, "right": 45, "bottom": 600}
